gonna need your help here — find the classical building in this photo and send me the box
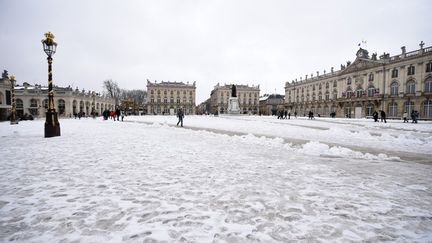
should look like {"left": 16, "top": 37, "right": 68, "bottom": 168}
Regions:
{"left": 0, "top": 75, "right": 115, "bottom": 120}
{"left": 259, "top": 94, "right": 285, "bottom": 116}
{"left": 0, "top": 71, "right": 13, "bottom": 121}
{"left": 146, "top": 80, "right": 196, "bottom": 115}
{"left": 285, "top": 42, "right": 432, "bottom": 119}
{"left": 210, "top": 83, "right": 260, "bottom": 114}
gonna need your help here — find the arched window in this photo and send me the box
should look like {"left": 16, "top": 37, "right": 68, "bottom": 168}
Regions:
{"left": 30, "top": 99, "right": 38, "bottom": 108}
{"left": 58, "top": 99, "right": 66, "bottom": 115}
{"left": 424, "top": 100, "right": 432, "bottom": 118}
{"left": 388, "top": 102, "right": 398, "bottom": 117}
{"left": 424, "top": 77, "right": 432, "bottom": 93}
{"left": 366, "top": 103, "right": 374, "bottom": 117}
{"left": 406, "top": 80, "right": 416, "bottom": 94}
{"left": 404, "top": 101, "right": 414, "bottom": 115}
{"left": 390, "top": 81, "right": 399, "bottom": 96}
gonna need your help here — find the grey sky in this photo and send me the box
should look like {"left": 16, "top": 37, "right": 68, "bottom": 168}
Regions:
{"left": 1, "top": 0, "right": 431, "bottom": 103}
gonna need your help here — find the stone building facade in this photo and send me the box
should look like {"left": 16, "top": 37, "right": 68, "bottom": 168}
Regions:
{"left": 0, "top": 77, "right": 115, "bottom": 120}
{"left": 210, "top": 83, "right": 260, "bottom": 114}
{"left": 285, "top": 43, "right": 432, "bottom": 119}
{"left": 146, "top": 80, "right": 196, "bottom": 115}
{"left": 259, "top": 94, "right": 285, "bottom": 116}
{"left": 0, "top": 71, "right": 13, "bottom": 121}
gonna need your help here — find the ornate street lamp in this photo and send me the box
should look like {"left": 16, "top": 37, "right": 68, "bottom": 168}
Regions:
{"left": 10, "top": 75, "right": 18, "bottom": 125}
{"left": 42, "top": 32, "right": 60, "bottom": 137}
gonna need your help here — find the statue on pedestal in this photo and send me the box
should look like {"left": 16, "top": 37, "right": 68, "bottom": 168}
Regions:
{"left": 231, "top": 84, "right": 237, "bottom": 97}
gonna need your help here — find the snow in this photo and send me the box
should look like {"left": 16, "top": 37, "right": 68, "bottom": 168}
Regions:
{"left": 0, "top": 115, "right": 431, "bottom": 242}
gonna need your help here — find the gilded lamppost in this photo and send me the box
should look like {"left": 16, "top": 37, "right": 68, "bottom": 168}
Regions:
{"left": 42, "top": 32, "right": 60, "bottom": 137}
{"left": 10, "top": 75, "right": 18, "bottom": 125}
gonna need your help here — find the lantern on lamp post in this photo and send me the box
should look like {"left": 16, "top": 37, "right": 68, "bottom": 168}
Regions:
{"left": 42, "top": 32, "right": 60, "bottom": 137}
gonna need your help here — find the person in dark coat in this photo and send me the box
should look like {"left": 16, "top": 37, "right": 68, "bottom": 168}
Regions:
{"left": 177, "top": 108, "right": 184, "bottom": 127}
{"left": 380, "top": 110, "right": 387, "bottom": 123}
{"left": 372, "top": 111, "right": 379, "bottom": 122}
{"left": 115, "top": 107, "right": 121, "bottom": 121}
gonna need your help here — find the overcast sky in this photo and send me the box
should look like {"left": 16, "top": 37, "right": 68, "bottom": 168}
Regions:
{"left": 1, "top": 0, "right": 431, "bottom": 103}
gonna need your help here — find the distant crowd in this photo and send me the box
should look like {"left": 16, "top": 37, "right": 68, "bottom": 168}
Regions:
{"left": 273, "top": 109, "right": 421, "bottom": 123}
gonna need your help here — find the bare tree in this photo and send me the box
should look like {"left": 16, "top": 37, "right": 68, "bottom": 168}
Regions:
{"left": 103, "top": 79, "right": 121, "bottom": 104}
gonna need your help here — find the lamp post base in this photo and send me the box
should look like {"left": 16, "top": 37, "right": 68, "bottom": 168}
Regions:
{"left": 45, "top": 111, "right": 61, "bottom": 137}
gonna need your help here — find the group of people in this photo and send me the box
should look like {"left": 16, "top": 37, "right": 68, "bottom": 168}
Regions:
{"left": 277, "top": 110, "right": 297, "bottom": 119}
{"left": 102, "top": 108, "right": 125, "bottom": 121}
{"left": 372, "top": 110, "right": 387, "bottom": 123}
{"left": 403, "top": 110, "right": 420, "bottom": 123}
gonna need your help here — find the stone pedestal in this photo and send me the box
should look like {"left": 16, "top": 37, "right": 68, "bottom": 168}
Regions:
{"left": 227, "top": 97, "right": 240, "bottom": 114}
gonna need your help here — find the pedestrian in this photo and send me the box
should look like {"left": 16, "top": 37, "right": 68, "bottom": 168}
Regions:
{"left": 294, "top": 111, "right": 297, "bottom": 118}
{"left": 177, "top": 108, "right": 184, "bottom": 127}
{"left": 288, "top": 112, "right": 291, "bottom": 119}
{"left": 380, "top": 110, "right": 387, "bottom": 123}
{"left": 402, "top": 111, "right": 408, "bottom": 123}
{"left": 372, "top": 110, "right": 378, "bottom": 122}
{"left": 121, "top": 110, "right": 125, "bottom": 121}
{"left": 284, "top": 110, "right": 288, "bottom": 119}
{"left": 413, "top": 110, "right": 419, "bottom": 123}
{"left": 115, "top": 107, "right": 121, "bottom": 121}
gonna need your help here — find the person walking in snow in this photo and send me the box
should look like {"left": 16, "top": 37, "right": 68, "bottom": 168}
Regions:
{"left": 372, "top": 110, "right": 379, "bottom": 122}
{"left": 402, "top": 111, "right": 408, "bottom": 123}
{"left": 380, "top": 110, "right": 387, "bottom": 123}
{"left": 177, "top": 108, "right": 184, "bottom": 127}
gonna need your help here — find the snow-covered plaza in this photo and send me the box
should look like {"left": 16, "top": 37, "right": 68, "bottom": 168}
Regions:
{"left": 0, "top": 115, "right": 431, "bottom": 242}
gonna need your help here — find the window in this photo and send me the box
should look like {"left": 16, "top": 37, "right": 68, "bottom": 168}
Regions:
{"left": 389, "top": 102, "right": 398, "bottom": 117}
{"left": 16, "top": 99, "right": 23, "bottom": 109}
{"left": 325, "top": 92, "right": 329, "bottom": 100}
{"left": 347, "top": 77, "right": 352, "bottom": 85}
{"left": 369, "top": 73, "right": 374, "bottom": 81}
{"left": 58, "top": 99, "right": 65, "bottom": 115}
{"left": 407, "top": 65, "right": 415, "bottom": 76}
{"left": 406, "top": 80, "right": 416, "bottom": 94}
{"left": 425, "top": 78, "right": 432, "bottom": 93}
{"left": 150, "top": 90, "right": 154, "bottom": 94}
{"left": 356, "top": 89, "right": 363, "bottom": 97}
{"left": 405, "top": 101, "right": 414, "bottom": 115}
{"left": 390, "top": 82, "right": 399, "bottom": 96}
{"left": 367, "top": 86, "right": 375, "bottom": 97}
{"left": 426, "top": 62, "right": 432, "bottom": 73}
{"left": 366, "top": 103, "right": 374, "bottom": 116}
{"left": 164, "top": 90, "right": 167, "bottom": 95}
{"left": 30, "top": 99, "right": 38, "bottom": 108}
{"left": 424, "top": 100, "right": 432, "bottom": 118}
{"left": 346, "top": 90, "right": 353, "bottom": 98}
{"left": 391, "top": 68, "right": 398, "bottom": 78}
{"left": 157, "top": 90, "right": 160, "bottom": 95}
{"left": 333, "top": 81, "right": 337, "bottom": 87}
{"left": 43, "top": 99, "right": 48, "bottom": 109}
{"left": 326, "top": 82, "right": 329, "bottom": 89}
